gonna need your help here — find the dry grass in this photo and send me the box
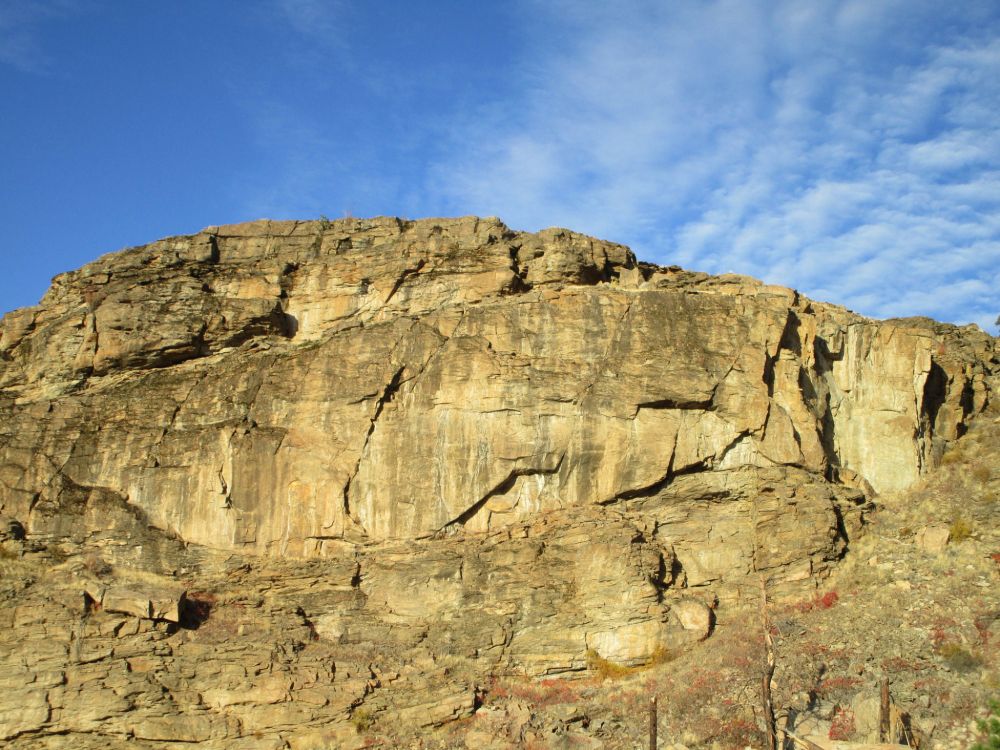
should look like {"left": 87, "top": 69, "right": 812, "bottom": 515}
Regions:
{"left": 972, "top": 464, "right": 992, "bottom": 483}
{"left": 584, "top": 645, "right": 674, "bottom": 680}
{"left": 941, "top": 444, "right": 967, "bottom": 466}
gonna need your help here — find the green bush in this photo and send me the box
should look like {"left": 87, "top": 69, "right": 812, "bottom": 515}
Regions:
{"left": 972, "top": 698, "right": 1000, "bottom": 750}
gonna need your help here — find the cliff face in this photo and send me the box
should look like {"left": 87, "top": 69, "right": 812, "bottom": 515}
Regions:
{"left": 0, "top": 217, "right": 996, "bottom": 747}
{"left": 0, "top": 217, "right": 992, "bottom": 553}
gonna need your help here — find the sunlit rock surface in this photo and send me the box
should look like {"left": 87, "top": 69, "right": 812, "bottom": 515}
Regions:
{"left": 0, "top": 216, "right": 995, "bottom": 747}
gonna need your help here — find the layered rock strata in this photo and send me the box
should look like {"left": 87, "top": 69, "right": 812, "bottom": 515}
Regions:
{"left": 0, "top": 216, "right": 996, "bottom": 746}
{"left": 1, "top": 217, "right": 992, "bottom": 552}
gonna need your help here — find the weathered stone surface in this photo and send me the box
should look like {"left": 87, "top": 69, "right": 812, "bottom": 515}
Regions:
{"left": 915, "top": 524, "right": 951, "bottom": 553}
{"left": 0, "top": 217, "right": 992, "bottom": 557}
{"left": 671, "top": 598, "right": 714, "bottom": 639}
{"left": 98, "top": 585, "right": 185, "bottom": 622}
{"left": 0, "top": 216, "right": 994, "bottom": 748}
{"left": 0, "top": 690, "right": 48, "bottom": 740}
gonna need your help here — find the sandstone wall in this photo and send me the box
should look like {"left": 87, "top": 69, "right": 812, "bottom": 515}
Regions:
{"left": 0, "top": 218, "right": 996, "bottom": 744}
{"left": 0, "top": 217, "right": 994, "bottom": 556}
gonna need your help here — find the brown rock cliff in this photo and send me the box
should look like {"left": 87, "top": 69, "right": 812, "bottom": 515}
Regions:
{"left": 0, "top": 216, "right": 996, "bottom": 748}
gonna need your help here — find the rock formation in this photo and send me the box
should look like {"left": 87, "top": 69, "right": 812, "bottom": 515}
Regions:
{"left": 0, "top": 216, "right": 995, "bottom": 747}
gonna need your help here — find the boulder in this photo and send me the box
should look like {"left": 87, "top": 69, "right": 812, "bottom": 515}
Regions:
{"left": 98, "top": 585, "right": 186, "bottom": 622}
{"left": 915, "top": 525, "right": 951, "bottom": 554}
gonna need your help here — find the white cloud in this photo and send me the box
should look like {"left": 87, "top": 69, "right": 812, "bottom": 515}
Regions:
{"left": 428, "top": 0, "right": 1000, "bottom": 330}
{"left": 272, "top": 0, "right": 343, "bottom": 41}
{"left": 0, "top": 0, "right": 85, "bottom": 73}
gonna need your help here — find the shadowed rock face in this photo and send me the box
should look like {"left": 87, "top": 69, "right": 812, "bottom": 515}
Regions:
{"left": 0, "top": 217, "right": 996, "bottom": 746}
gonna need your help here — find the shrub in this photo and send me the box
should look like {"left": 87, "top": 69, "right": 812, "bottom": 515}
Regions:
{"left": 818, "top": 676, "right": 862, "bottom": 696}
{"left": 586, "top": 649, "right": 635, "bottom": 680}
{"left": 950, "top": 518, "right": 974, "bottom": 542}
{"left": 972, "top": 698, "right": 1000, "bottom": 750}
{"left": 351, "top": 707, "right": 375, "bottom": 733}
{"left": 973, "top": 464, "right": 992, "bottom": 483}
{"left": 790, "top": 590, "right": 839, "bottom": 613}
{"left": 485, "top": 675, "right": 584, "bottom": 708}
{"left": 82, "top": 553, "right": 112, "bottom": 576}
{"left": 818, "top": 591, "right": 839, "bottom": 609}
{"left": 829, "top": 707, "right": 856, "bottom": 741}
{"left": 584, "top": 645, "right": 674, "bottom": 680}
{"left": 709, "top": 716, "right": 763, "bottom": 749}
{"left": 937, "top": 642, "right": 982, "bottom": 673}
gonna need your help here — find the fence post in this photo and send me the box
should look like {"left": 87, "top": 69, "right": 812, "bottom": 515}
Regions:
{"left": 879, "top": 678, "right": 890, "bottom": 741}
{"left": 649, "top": 695, "right": 657, "bottom": 749}
{"left": 760, "top": 577, "right": 777, "bottom": 750}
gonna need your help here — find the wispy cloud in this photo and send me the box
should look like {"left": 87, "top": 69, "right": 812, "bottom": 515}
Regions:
{"left": 428, "top": 0, "right": 1000, "bottom": 330}
{"left": 272, "top": 0, "right": 343, "bottom": 39}
{"left": 0, "top": 0, "right": 86, "bottom": 73}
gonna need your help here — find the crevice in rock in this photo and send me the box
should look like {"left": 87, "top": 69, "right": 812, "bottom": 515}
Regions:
{"left": 917, "top": 360, "right": 951, "bottom": 469}
{"left": 218, "top": 304, "right": 293, "bottom": 349}
{"left": 651, "top": 551, "right": 670, "bottom": 599}
{"left": 600, "top": 450, "right": 712, "bottom": 505}
{"left": 342, "top": 366, "right": 406, "bottom": 520}
{"left": 957, "top": 377, "right": 975, "bottom": 438}
{"left": 383, "top": 259, "right": 427, "bottom": 306}
{"left": 281, "top": 312, "right": 299, "bottom": 338}
{"left": 277, "top": 263, "right": 301, "bottom": 337}
{"left": 396, "top": 316, "right": 461, "bottom": 392}
{"left": 635, "top": 396, "right": 713, "bottom": 413}
{"left": 920, "top": 360, "right": 948, "bottom": 434}
{"left": 577, "top": 264, "right": 607, "bottom": 285}
{"left": 350, "top": 561, "right": 362, "bottom": 588}
{"left": 149, "top": 370, "right": 213, "bottom": 467}
{"left": 708, "top": 328, "right": 756, "bottom": 408}
{"left": 762, "top": 353, "right": 776, "bottom": 398}
{"left": 441, "top": 457, "right": 565, "bottom": 531}
{"left": 812, "top": 334, "right": 840, "bottom": 374}
{"left": 712, "top": 429, "right": 754, "bottom": 468}
{"left": 505, "top": 244, "right": 532, "bottom": 294}
{"left": 830, "top": 501, "right": 851, "bottom": 560}
{"left": 761, "top": 309, "right": 803, "bottom": 400}
{"left": 810, "top": 337, "right": 842, "bottom": 473}
{"left": 778, "top": 309, "right": 802, "bottom": 356}
{"left": 600, "top": 248, "right": 622, "bottom": 282}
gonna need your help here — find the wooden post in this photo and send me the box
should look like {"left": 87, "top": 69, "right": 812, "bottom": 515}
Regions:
{"left": 760, "top": 577, "right": 777, "bottom": 750}
{"left": 879, "top": 678, "right": 890, "bottom": 741}
{"left": 649, "top": 695, "right": 657, "bottom": 749}
{"left": 763, "top": 674, "right": 776, "bottom": 750}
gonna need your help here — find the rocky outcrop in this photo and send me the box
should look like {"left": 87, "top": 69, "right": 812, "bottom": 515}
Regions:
{"left": 0, "top": 216, "right": 995, "bottom": 747}
{"left": 0, "top": 217, "right": 993, "bottom": 554}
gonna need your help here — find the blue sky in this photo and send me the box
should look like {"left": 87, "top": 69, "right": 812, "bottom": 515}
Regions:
{"left": 2, "top": 0, "right": 999, "bottom": 331}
